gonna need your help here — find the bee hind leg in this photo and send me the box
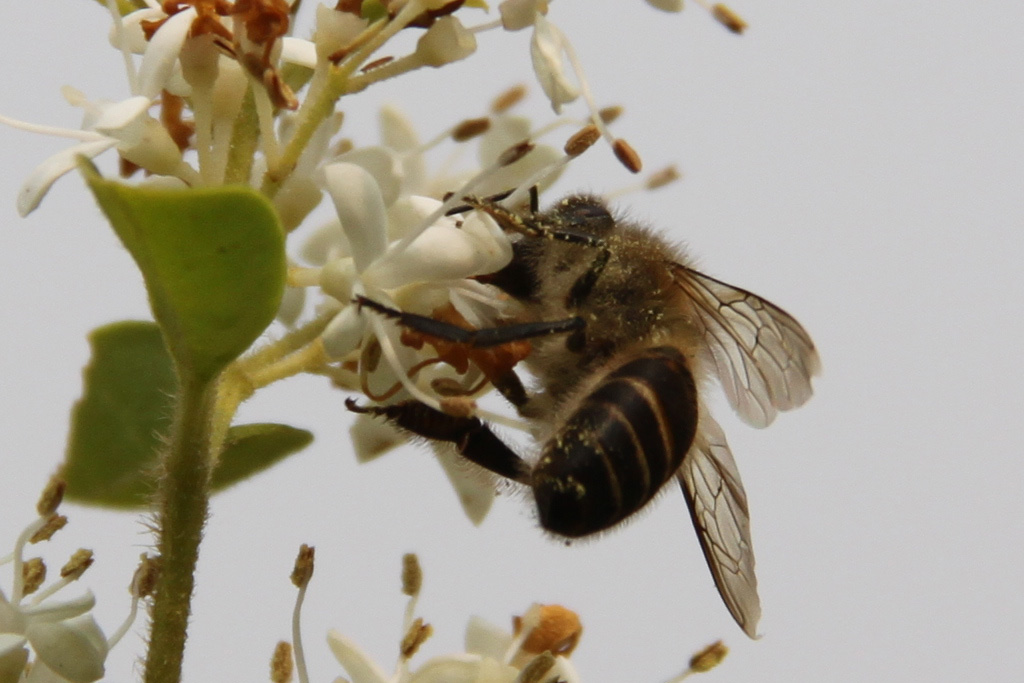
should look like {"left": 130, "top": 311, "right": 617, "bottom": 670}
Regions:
{"left": 345, "top": 398, "right": 531, "bottom": 484}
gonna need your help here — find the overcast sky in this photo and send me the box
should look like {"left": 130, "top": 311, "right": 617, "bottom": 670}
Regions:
{"left": 1, "top": 2, "right": 1022, "bottom": 682}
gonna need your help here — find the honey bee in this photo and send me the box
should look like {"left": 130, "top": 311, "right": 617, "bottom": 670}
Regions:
{"left": 349, "top": 194, "right": 820, "bottom": 637}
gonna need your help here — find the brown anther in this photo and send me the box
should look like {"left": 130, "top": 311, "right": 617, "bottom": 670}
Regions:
{"left": 452, "top": 117, "right": 491, "bottom": 142}
{"left": 515, "top": 604, "right": 583, "bottom": 657}
{"left": 22, "top": 558, "right": 46, "bottom": 596}
{"left": 160, "top": 91, "right": 195, "bottom": 153}
{"left": 60, "top": 549, "right": 94, "bottom": 581}
{"left": 689, "top": 640, "right": 729, "bottom": 672}
{"left": 291, "top": 544, "right": 315, "bottom": 589}
{"left": 598, "top": 105, "right": 624, "bottom": 124}
{"left": 564, "top": 124, "right": 601, "bottom": 157}
{"left": 439, "top": 396, "right": 475, "bottom": 418}
{"left": 131, "top": 554, "right": 161, "bottom": 599}
{"left": 360, "top": 55, "right": 395, "bottom": 73}
{"left": 712, "top": 4, "right": 748, "bottom": 34}
{"left": 405, "top": 1, "right": 468, "bottom": 29}
{"left": 362, "top": 338, "right": 382, "bottom": 372}
{"left": 30, "top": 514, "right": 67, "bottom": 544}
{"left": 430, "top": 377, "right": 470, "bottom": 396}
{"left": 517, "top": 652, "right": 557, "bottom": 683}
{"left": 612, "top": 138, "right": 643, "bottom": 173}
{"left": 498, "top": 140, "right": 535, "bottom": 167}
{"left": 334, "top": 0, "right": 362, "bottom": 14}
{"left": 400, "top": 617, "right": 433, "bottom": 659}
{"left": 646, "top": 165, "right": 682, "bottom": 190}
{"left": 492, "top": 84, "right": 528, "bottom": 113}
{"left": 36, "top": 477, "right": 66, "bottom": 517}
{"left": 270, "top": 641, "right": 294, "bottom": 683}
{"left": 401, "top": 553, "right": 423, "bottom": 597}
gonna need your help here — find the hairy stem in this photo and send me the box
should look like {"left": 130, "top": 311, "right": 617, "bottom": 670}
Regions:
{"left": 143, "top": 372, "right": 218, "bottom": 683}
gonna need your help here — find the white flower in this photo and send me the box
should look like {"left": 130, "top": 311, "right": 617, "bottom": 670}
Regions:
{"left": 0, "top": 519, "right": 107, "bottom": 683}
{"left": 326, "top": 556, "right": 582, "bottom": 683}
{"left": 1, "top": 7, "right": 197, "bottom": 216}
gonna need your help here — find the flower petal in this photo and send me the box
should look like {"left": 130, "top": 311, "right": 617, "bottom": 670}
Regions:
{"left": 431, "top": 444, "right": 495, "bottom": 526}
{"left": 349, "top": 413, "right": 406, "bottom": 463}
{"left": 17, "top": 139, "right": 117, "bottom": 216}
{"left": 326, "top": 630, "right": 391, "bottom": 683}
{"left": 335, "top": 147, "right": 403, "bottom": 207}
{"left": 464, "top": 616, "right": 514, "bottom": 660}
{"left": 0, "top": 637, "right": 29, "bottom": 683}
{"left": 321, "top": 305, "right": 364, "bottom": 359}
{"left": 529, "top": 15, "right": 579, "bottom": 113}
{"left": 321, "top": 163, "right": 388, "bottom": 273}
{"left": 364, "top": 220, "right": 507, "bottom": 289}
{"left": 25, "top": 614, "right": 107, "bottom": 683}
{"left": 18, "top": 592, "right": 95, "bottom": 623}
{"left": 138, "top": 7, "right": 196, "bottom": 99}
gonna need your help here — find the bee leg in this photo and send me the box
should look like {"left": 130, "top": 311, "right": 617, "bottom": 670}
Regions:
{"left": 345, "top": 398, "right": 531, "bottom": 483}
{"left": 355, "top": 296, "right": 585, "bottom": 349}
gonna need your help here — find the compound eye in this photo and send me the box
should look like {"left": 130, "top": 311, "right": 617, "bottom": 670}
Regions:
{"left": 557, "top": 195, "right": 615, "bottom": 233}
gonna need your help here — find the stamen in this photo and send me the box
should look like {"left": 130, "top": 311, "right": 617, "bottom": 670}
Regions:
{"left": 291, "top": 544, "right": 316, "bottom": 683}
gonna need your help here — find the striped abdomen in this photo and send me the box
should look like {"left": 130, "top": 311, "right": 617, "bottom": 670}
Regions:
{"left": 533, "top": 346, "right": 699, "bottom": 537}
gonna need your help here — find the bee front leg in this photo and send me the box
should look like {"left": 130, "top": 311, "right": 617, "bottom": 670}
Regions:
{"left": 345, "top": 399, "right": 531, "bottom": 484}
{"left": 355, "top": 296, "right": 585, "bottom": 348}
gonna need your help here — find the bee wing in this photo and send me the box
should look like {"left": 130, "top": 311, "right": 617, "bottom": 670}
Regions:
{"left": 671, "top": 263, "right": 820, "bottom": 428}
{"left": 678, "top": 413, "right": 760, "bottom": 638}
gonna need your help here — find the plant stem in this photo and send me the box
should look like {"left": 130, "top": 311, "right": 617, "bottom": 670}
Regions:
{"left": 143, "top": 372, "right": 218, "bottom": 683}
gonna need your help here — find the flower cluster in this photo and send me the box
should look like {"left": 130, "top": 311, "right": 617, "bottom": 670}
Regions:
{"left": 0, "top": 480, "right": 149, "bottom": 683}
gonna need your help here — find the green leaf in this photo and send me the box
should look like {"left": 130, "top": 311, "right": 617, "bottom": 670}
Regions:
{"left": 211, "top": 424, "right": 314, "bottom": 493}
{"left": 64, "top": 322, "right": 313, "bottom": 508}
{"left": 81, "top": 161, "right": 286, "bottom": 382}
{"left": 64, "top": 321, "right": 176, "bottom": 508}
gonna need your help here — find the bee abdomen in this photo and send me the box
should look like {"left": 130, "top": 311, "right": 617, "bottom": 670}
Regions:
{"left": 533, "top": 346, "right": 698, "bottom": 537}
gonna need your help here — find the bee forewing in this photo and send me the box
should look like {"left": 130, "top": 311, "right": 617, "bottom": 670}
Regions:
{"left": 678, "top": 413, "right": 761, "bottom": 638}
{"left": 671, "top": 264, "right": 820, "bottom": 428}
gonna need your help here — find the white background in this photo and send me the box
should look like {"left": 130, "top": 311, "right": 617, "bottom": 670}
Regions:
{"left": 1, "top": 1, "right": 1022, "bottom": 682}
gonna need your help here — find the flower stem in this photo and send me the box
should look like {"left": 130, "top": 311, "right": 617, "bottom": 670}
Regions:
{"left": 143, "top": 372, "right": 219, "bottom": 683}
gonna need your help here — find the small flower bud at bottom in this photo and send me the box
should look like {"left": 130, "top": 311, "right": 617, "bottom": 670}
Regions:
{"left": 291, "top": 545, "right": 315, "bottom": 588}
{"left": 37, "top": 477, "right": 66, "bottom": 516}
{"left": 30, "top": 514, "right": 68, "bottom": 543}
{"left": 689, "top": 640, "right": 728, "bottom": 672}
{"left": 564, "top": 124, "right": 600, "bottom": 157}
{"left": 713, "top": 5, "right": 748, "bottom": 34}
{"left": 60, "top": 549, "right": 95, "bottom": 580}
{"left": 492, "top": 84, "right": 528, "bottom": 113}
{"left": 613, "top": 138, "right": 643, "bottom": 173}
{"left": 452, "top": 117, "right": 492, "bottom": 142}
{"left": 400, "top": 617, "right": 433, "bottom": 659}
{"left": 270, "top": 641, "right": 294, "bottom": 683}
{"left": 402, "top": 553, "right": 423, "bottom": 597}
{"left": 515, "top": 604, "right": 583, "bottom": 656}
